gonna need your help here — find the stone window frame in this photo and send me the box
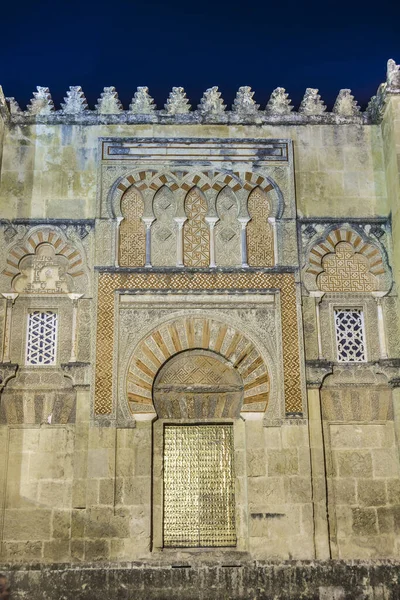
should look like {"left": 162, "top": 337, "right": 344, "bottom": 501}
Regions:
{"left": 25, "top": 309, "right": 59, "bottom": 366}
{"left": 152, "top": 417, "right": 248, "bottom": 553}
{"left": 321, "top": 295, "right": 380, "bottom": 364}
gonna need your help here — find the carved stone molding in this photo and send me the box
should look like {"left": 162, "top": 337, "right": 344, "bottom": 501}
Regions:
{"left": 0, "top": 362, "right": 18, "bottom": 390}
{"left": 306, "top": 360, "right": 333, "bottom": 389}
{"left": 61, "top": 362, "right": 91, "bottom": 388}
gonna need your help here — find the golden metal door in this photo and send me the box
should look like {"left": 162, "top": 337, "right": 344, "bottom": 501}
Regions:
{"left": 163, "top": 425, "right": 236, "bottom": 547}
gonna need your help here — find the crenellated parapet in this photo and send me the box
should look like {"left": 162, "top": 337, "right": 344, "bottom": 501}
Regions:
{"left": 2, "top": 59, "right": 398, "bottom": 126}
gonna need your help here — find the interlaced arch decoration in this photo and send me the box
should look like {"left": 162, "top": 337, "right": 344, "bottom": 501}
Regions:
{"left": 119, "top": 186, "right": 146, "bottom": 267}
{"left": 247, "top": 187, "right": 275, "bottom": 267}
{"left": 108, "top": 169, "right": 283, "bottom": 219}
{"left": 305, "top": 227, "right": 389, "bottom": 292}
{"left": 2, "top": 226, "right": 87, "bottom": 294}
{"left": 183, "top": 188, "right": 210, "bottom": 267}
{"left": 126, "top": 315, "right": 270, "bottom": 415}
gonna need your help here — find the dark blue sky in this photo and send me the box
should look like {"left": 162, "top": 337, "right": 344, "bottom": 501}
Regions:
{"left": 1, "top": 0, "right": 399, "bottom": 111}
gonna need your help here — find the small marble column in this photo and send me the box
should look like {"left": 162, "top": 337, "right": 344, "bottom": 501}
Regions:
{"left": 310, "top": 291, "right": 325, "bottom": 359}
{"left": 68, "top": 293, "right": 84, "bottom": 363}
{"left": 268, "top": 217, "right": 278, "bottom": 266}
{"left": 174, "top": 217, "right": 187, "bottom": 267}
{"left": 238, "top": 217, "right": 250, "bottom": 267}
{"left": 205, "top": 217, "right": 218, "bottom": 268}
{"left": 1, "top": 293, "right": 18, "bottom": 363}
{"left": 372, "top": 291, "right": 388, "bottom": 359}
{"left": 114, "top": 216, "right": 124, "bottom": 267}
{"left": 142, "top": 217, "right": 155, "bottom": 268}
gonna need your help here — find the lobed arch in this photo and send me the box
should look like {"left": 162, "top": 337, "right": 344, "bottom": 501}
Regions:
{"left": 126, "top": 315, "right": 271, "bottom": 416}
{"left": 108, "top": 168, "right": 284, "bottom": 219}
{"left": 304, "top": 226, "right": 390, "bottom": 292}
{"left": 1, "top": 225, "right": 88, "bottom": 294}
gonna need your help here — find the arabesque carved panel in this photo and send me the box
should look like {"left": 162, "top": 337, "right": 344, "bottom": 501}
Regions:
{"left": 215, "top": 188, "right": 241, "bottom": 266}
{"left": 183, "top": 189, "right": 209, "bottom": 267}
{"left": 247, "top": 188, "right": 274, "bottom": 267}
{"left": 119, "top": 186, "right": 146, "bottom": 267}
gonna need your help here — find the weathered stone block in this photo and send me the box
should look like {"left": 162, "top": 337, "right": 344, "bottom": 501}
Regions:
{"left": 284, "top": 477, "right": 312, "bottom": 503}
{"left": 84, "top": 539, "right": 110, "bottom": 561}
{"left": 123, "top": 476, "right": 150, "bottom": 506}
{"left": 268, "top": 449, "right": 298, "bottom": 476}
{"left": 248, "top": 477, "right": 285, "bottom": 507}
{"left": 358, "top": 480, "right": 387, "bottom": 507}
{"left": 87, "top": 449, "right": 113, "bottom": 478}
{"left": 3, "top": 509, "right": 52, "bottom": 540}
{"left": 332, "top": 478, "right": 356, "bottom": 505}
{"left": 43, "top": 540, "right": 70, "bottom": 561}
{"left": 246, "top": 449, "right": 266, "bottom": 477}
{"left": 52, "top": 509, "right": 71, "bottom": 539}
{"left": 372, "top": 449, "right": 400, "bottom": 478}
{"left": 337, "top": 451, "right": 373, "bottom": 478}
{"left": 352, "top": 507, "right": 378, "bottom": 535}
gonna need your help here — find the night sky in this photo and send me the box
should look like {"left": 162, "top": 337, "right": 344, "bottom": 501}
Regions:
{"left": 1, "top": 0, "right": 399, "bottom": 112}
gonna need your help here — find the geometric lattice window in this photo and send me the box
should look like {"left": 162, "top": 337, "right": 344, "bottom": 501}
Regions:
{"left": 26, "top": 311, "right": 58, "bottom": 365}
{"left": 334, "top": 309, "right": 366, "bottom": 362}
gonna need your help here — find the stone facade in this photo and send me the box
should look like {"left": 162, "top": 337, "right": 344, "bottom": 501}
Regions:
{"left": 1, "top": 60, "right": 400, "bottom": 598}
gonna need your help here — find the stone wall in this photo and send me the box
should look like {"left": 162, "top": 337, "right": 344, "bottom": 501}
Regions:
{"left": 0, "top": 62, "right": 400, "bottom": 576}
{"left": 2, "top": 560, "right": 400, "bottom": 599}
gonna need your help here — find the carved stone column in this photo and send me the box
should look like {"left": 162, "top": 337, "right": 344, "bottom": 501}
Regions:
{"left": 309, "top": 291, "right": 325, "bottom": 359}
{"left": 238, "top": 217, "right": 250, "bottom": 267}
{"left": 68, "top": 293, "right": 84, "bottom": 363}
{"left": 372, "top": 291, "right": 388, "bottom": 359}
{"left": 205, "top": 216, "right": 218, "bottom": 268}
{"left": 142, "top": 217, "right": 155, "bottom": 268}
{"left": 306, "top": 360, "right": 333, "bottom": 559}
{"left": 174, "top": 217, "right": 187, "bottom": 267}
{"left": 114, "top": 216, "right": 124, "bottom": 267}
{"left": 1, "top": 293, "right": 18, "bottom": 363}
{"left": 268, "top": 216, "right": 278, "bottom": 266}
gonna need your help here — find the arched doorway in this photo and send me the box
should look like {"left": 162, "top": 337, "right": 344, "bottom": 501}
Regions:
{"left": 153, "top": 349, "right": 244, "bottom": 549}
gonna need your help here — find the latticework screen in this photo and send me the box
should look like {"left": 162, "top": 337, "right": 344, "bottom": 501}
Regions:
{"left": 334, "top": 308, "right": 366, "bottom": 362}
{"left": 26, "top": 311, "right": 58, "bottom": 365}
{"left": 163, "top": 424, "right": 236, "bottom": 548}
